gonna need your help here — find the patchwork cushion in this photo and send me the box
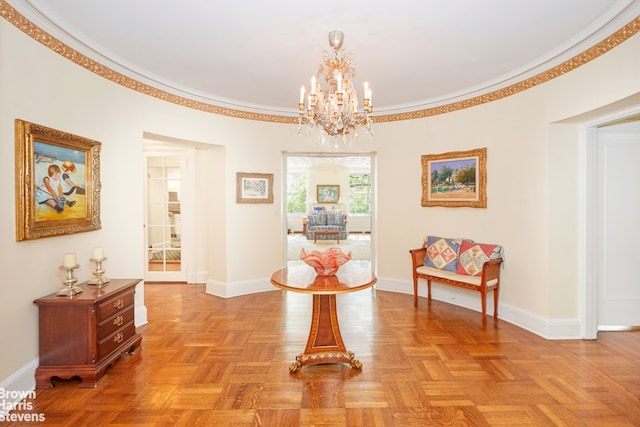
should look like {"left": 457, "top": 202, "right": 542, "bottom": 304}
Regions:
{"left": 456, "top": 241, "right": 503, "bottom": 276}
{"left": 424, "top": 236, "right": 460, "bottom": 272}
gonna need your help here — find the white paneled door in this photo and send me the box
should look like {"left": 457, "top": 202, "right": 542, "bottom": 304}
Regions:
{"left": 597, "top": 125, "right": 640, "bottom": 329}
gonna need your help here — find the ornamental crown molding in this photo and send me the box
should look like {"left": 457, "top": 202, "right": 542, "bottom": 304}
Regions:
{"left": 1, "top": 1, "right": 639, "bottom": 125}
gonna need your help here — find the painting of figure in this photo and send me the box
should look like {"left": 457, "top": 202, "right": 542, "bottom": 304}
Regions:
{"left": 16, "top": 119, "right": 101, "bottom": 241}
{"left": 34, "top": 142, "right": 87, "bottom": 222}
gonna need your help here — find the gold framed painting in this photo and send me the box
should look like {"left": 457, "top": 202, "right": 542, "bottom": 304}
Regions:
{"left": 15, "top": 119, "right": 102, "bottom": 241}
{"left": 236, "top": 172, "right": 274, "bottom": 204}
{"left": 421, "top": 147, "right": 487, "bottom": 208}
{"left": 317, "top": 184, "right": 340, "bottom": 203}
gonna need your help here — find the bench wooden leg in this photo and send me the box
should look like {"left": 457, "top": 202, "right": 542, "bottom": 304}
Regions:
{"left": 493, "top": 288, "right": 499, "bottom": 319}
{"left": 413, "top": 278, "right": 418, "bottom": 307}
{"left": 481, "top": 289, "right": 487, "bottom": 325}
{"left": 427, "top": 279, "right": 432, "bottom": 300}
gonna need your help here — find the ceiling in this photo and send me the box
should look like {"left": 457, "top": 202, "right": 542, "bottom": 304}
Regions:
{"left": 8, "top": 1, "right": 640, "bottom": 119}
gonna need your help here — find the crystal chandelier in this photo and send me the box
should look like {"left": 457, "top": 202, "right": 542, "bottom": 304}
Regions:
{"left": 298, "top": 31, "right": 373, "bottom": 146}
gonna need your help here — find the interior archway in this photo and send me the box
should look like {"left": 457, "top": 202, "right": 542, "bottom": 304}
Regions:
{"left": 283, "top": 153, "right": 376, "bottom": 272}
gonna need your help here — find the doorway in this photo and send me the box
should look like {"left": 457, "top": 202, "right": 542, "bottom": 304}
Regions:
{"left": 283, "top": 153, "right": 376, "bottom": 271}
{"left": 594, "top": 120, "right": 640, "bottom": 330}
{"left": 144, "top": 151, "right": 191, "bottom": 282}
{"left": 582, "top": 111, "right": 640, "bottom": 338}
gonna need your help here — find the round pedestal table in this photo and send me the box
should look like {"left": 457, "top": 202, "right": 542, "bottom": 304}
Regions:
{"left": 270, "top": 263, "right": 376, "bottom": 372}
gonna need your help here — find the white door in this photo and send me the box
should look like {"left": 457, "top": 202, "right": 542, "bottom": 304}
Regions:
{"left": 596, "top": 124, "right": 640, "bottom": 329}
{"left": 144, "top": 153, "right": 188, "bottom": 282}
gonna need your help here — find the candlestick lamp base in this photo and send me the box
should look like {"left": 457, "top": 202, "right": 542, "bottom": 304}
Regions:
{"left": 57, "top": 284, "right": 83, "bottom": 296}
{"left": 88, "top": 276, "right": 110, "bottom": 287}
{"left": 57, "top": 264, "right": 82, "bottom": 297}
{"left": 88, "top": 257, "right": 109, "bottom": 287}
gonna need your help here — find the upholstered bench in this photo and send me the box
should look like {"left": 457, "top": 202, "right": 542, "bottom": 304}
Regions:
{"left": 409, "top": 236, "right": 503, "bottom": 324}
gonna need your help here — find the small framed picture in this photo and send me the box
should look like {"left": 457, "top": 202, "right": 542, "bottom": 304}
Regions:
{"left": 15, "top": 119, "right": 102, "bottom": 241}
{"left": 317, "top": 184, "right": 340, "bottom": 203}
{"left": 236, "top": 172, "right": 274, "bottom": 204}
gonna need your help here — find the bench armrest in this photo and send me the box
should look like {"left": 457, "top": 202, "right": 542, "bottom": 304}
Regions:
{"left": 482, "top": 258, "right": 503, "bottom": 283}
{"left": 409, "top": 247, "right": 427, "bottom": 272}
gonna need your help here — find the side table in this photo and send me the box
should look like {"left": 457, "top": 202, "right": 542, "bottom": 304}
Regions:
{"left": 270, "top": 264, "right": 376, "bottom": 372}
{"left": 33, "top": 278, "right": 142, "bottom": 388}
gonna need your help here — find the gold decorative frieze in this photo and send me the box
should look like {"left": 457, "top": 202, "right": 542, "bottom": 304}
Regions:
{"left": 1, "top": 1, "right": 639, "bottom": 124}
{"left": 374, "top": 15, "right": 640, "bottom": 123}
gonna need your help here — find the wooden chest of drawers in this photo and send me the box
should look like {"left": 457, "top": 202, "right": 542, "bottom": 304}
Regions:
{"left": 33, "top": 278, "right": 142, "bottom": 388}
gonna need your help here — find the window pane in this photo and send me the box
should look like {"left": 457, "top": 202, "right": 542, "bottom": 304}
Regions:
{"left": 349, "top": 173, "right": 371, "bottom": 214}
{"left": 287, "top": 172, "right": 307, "bottom": 213}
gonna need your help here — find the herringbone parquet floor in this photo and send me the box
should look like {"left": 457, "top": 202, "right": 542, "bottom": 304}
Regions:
{"left": 8, "top": 284, "right": 640, "bottom": 426}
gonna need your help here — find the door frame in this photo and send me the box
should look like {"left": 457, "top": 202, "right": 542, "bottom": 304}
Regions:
{"left": 282, "top": 152, "right": 377, "bottom": 272}
{"left": 581, "top": 105, "right": 640, "bottom": 338}
{"left": 143, "top": 147, "right": 196, "bottom": 282}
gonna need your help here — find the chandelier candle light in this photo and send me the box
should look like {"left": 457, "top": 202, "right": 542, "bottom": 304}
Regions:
{"left": 298, "top": 31, "right": 373, "bottom": 147}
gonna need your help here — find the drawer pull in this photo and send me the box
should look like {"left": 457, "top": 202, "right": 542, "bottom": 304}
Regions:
{"left": 114, "top": 299, "right": 124, "bottom": 309}
{"left": 114, "top": 332, "right": 124, "bottom": 344}
{"left": 113, "top": 315, "right": 124, "bottom": 327}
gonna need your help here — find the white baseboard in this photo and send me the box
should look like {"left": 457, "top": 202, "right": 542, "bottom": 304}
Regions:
{"left": 134, "top": 282, "right": 148, "bottom": 328}
{"left": 206, "top": 278, "right": 275, "bottom": 299}
{"left": 135, "top": 305, "right": 148, "bottom": 328}
{"left": 195, "top": 270, "right": 209, "bottom": 284}
{"left": 186, "top": 270, "right": 209, "bottom": 284}
{"left": 206, "top": 275, "right": 582, "bottom": 339}
{"left": 375, "top": 276, "right": 581, "bottom": 340}
{"left": 0, "top": 358, "right": 37, "bottom": 419}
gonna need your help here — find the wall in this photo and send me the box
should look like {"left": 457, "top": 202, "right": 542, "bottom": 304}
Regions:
{"left": 2, "top": 16, "right": 640, "bottom": 390}
{"left": 0, "top": 18, "right": 294, "bottom": 388}
{"left": 373, "top": 34, "right": 640, "bottom": 333}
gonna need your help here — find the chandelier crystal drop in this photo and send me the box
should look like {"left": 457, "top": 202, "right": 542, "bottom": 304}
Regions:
{"left": 298, "top": 31, "right": 373, "bottom": 147}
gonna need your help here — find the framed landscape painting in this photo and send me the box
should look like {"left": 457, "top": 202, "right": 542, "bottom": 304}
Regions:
{"left": 421, "top": 147, "right": 487, "bottom": 208}
{"left": 236, "top": 172, "right": 274, "bottom": 204}
{"left": 15, "top": 119, "right": 102, "bottom": 241}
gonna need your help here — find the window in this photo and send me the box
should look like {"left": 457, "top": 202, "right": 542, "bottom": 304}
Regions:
{"left": 348, "top": 173, "right": 371, "bottom": 214}
{"left": 287, "top": 172, "right": 307, "bottom": 213}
